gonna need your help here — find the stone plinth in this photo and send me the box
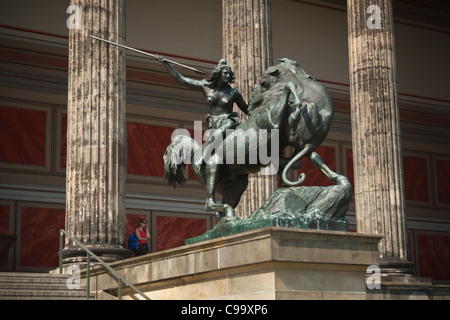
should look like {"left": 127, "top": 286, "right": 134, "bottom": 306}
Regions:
{"left": 82, "top": 227, "right": 382, "bottom": 300}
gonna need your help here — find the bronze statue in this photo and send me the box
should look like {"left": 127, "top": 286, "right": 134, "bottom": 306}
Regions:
{"left": 163, "top": 58, "right": 347, "bottom": 220}
{"left": 89, "top": 36, "right": 351, "bottom": 233}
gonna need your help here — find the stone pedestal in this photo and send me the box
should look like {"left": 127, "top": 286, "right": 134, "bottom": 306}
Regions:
{"left": 223, "top": 0, "right": 277, "bottom": 218}
{"left": 347, "top": 0, "right": 412, "bottom": 273}
{"left": 64, "top": 0, "right": 130, "bottom": 262}
{"left": 83, "top": 227, "right": 382, "bottom": 300}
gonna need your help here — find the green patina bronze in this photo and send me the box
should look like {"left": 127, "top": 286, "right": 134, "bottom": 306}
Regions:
{"left": 185, "top": 178, "right": 351, "bottom": 244}
{"left": 161, "top": 58, "right": 352, "bottom": 244}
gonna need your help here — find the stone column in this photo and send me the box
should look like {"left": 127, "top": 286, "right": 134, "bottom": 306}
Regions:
{"left": 347, "top": 0, "right": 412, "bottom": 273}
{"left": 64, "top": 0, "right": 130, "bottom": 262}
{"left": 223, "top": 0, "right": 277, "bottom": 218}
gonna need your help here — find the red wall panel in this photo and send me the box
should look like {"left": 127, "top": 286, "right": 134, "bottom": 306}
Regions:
{"left": 0, "top": 205, "right": 9, "bottom": 234}
{"left": 0, "top": 205, "right": 10, "bottom": 266}
{"left": 436, "top": 159, "right": 450, "bottom": 204}
{"left": 0, "top": 106, "right": 46, "bottom": 166}
{"left": 127, "top": 122, "right": 174, "bottom": 177}
{"left": 403, "top": 156, "right": 429, "bottom": 202}
{"left": 20, "top": 207, "right": 65, "bottom": 268}
{"left": 156, "top": 216, "right": 206, "bottom": 251}
{"left": 417, "top": 233, "right": 450, "bottom": 281}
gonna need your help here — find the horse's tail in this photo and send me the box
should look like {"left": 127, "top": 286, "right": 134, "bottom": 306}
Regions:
{"left": 281, "top": 144, "right": 313, "bottom": 187}
{"left": 163, "top": 135, "right": 200, "bottom": 188}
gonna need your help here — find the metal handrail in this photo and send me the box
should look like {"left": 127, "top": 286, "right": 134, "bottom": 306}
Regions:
{"left": 59, "top": 229, "right": 150, "bottom": 300}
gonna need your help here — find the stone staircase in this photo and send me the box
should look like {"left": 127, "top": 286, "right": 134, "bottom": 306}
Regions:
{"left": 0, "top": 272, "right": 93, "bottom": 300}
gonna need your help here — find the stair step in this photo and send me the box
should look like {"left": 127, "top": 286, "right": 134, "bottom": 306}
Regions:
{"left": 0, "top": 288, "right": 88, "bottom": 298}
{"left": 0, "top": 282, "right": 76, "bottom": 290}
{"left": 0, "top": 272, "right": 93, "bottom": 300}
{"left": 0, "top": 272, "right": 68, "bottom": 284}
{"left": 0, "top": 271, "right": 68, "bottom": 276}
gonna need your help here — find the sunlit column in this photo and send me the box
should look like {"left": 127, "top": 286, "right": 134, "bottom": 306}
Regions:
{"left": 64, "top": 0, "right": 130, "bottom": 262}
{"left": 222, "top": 0, "right": 277, "bottom": 218}
{"left": 347, "top": 0, "right": 412, "bottom": 274}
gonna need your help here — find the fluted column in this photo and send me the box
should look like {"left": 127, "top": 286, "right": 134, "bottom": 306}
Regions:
{"left": 223, "top": 0, "right": 277, "bottom": 218}
{"left": 64, "top": 0, "right": 130, "bottom": 262}
{"left": 347, "top": 0, "right": 412, "bottom": 273}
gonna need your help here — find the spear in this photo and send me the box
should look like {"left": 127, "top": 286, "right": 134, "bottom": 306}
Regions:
{"left": 90, "top": 35, "right": 208, "bottom": 75}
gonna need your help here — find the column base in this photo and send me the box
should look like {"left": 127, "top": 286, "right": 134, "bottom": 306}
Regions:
{"left": 62, "top": 245, "right": 132, "bottom": 265}
{"left": 378, "top": 257, "right": 414, "bottom": 276}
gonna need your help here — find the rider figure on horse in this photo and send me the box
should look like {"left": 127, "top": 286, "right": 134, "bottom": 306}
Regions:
{"left": 155, "top": 56, "right": 249, "bottom": 133}
{"left": 156, "top": 56, "right": 250, "bottom": 216}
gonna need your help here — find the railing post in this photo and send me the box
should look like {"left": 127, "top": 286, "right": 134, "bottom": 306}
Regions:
{"left": 118, "top": 279, "right": 122, "bottom": 300}
{"left": 59, "top": 230, "right": 63, "bottom": 274}
{"left": 86, "top": 254, "right": 90, "bottom": 299}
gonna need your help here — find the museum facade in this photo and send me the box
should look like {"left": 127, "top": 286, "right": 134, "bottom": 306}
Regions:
{"left": 0, "top": 0, "right": 449, "bottom": 283}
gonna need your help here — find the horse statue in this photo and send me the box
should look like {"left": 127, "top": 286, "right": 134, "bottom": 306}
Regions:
{"left": 163, "top": 58, "right": 344, "bottom": 219}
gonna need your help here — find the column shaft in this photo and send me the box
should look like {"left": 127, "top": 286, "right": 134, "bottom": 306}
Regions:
{"left": 65, "top": 0, "right": 129, "bottom": 261}
{"left": 223, "top": 0, "right": 277, "bottom": 218}
{"left": 347, "top": 0, "right": 411, "bottom": 272}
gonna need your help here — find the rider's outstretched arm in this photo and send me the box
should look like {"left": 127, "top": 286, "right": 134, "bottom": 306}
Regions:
{"left": 156, "top": 55, "right": 203, "bottom": 91}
